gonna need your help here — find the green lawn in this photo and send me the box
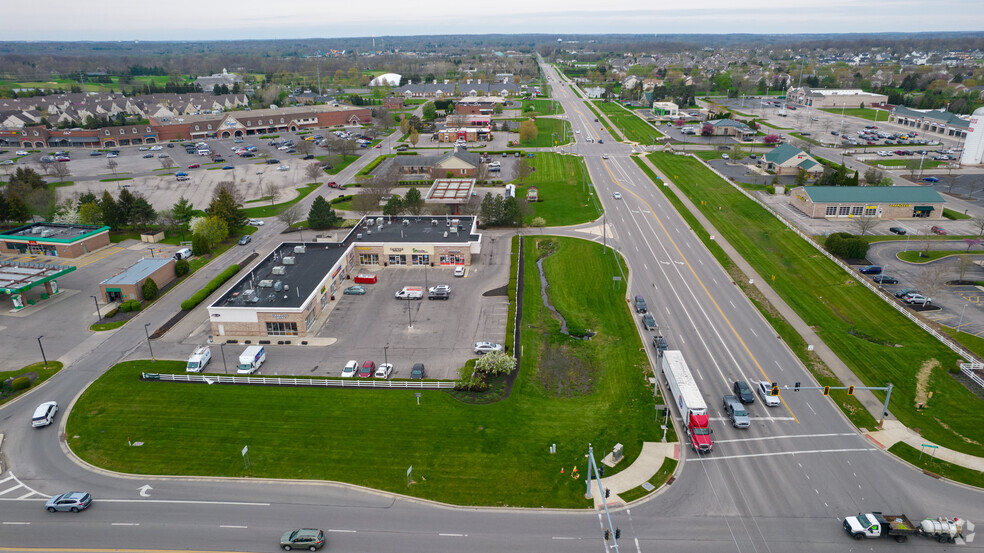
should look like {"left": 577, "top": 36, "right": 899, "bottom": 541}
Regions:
{"left": 67, "top": 236, "right": 658, "bottom": 507}
{"left": 514, "top": 152, "right": 601, "bottom": 226}
{"left": 869, "top": 159, "right": 943, "bottom": 169}
{"left": 319, "top": 154, "right": 360, "bottom": 175}
{"left": 889, "top": 442, "right": 984, "bottom": 488}
{"left": 896, "top": 249, "right": 984, "bottom": 263}
{"left": 0, "top": 362, "right": 63, "bottom": 407}
{"left": 242, "top": 184, "right": 318, "bottom": 218}
{"left": 517, "top": 118, "right": 571, "bottom": 148}
{"left": 644, "top": 152, "right": 981, "bottom": 453}
{"left": 521, "top": 99, "right": 564, "bottom": 117}
{"left": 90, "top": 320, "right": 127, "bottom": 332}
{"left": 618, "top": 458, "right": 678, "bottom": 503}
{"left": 593, "top": 101, "right": 664, "bottom": 145}
{"left": 819, "top": 108, "right": 891, "bottom": 122}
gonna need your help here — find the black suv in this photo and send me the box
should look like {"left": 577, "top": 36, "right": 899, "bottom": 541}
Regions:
{"left": 858, "top": 265, "right": 882, "bottom": 275}
{"left": 634, "top": 295, "right": 648, "bottom": 313}
{"left": 889, "top": 227, "right": 906, "bottom": 235}
{"left": 410, "top": 363, "right": 425, "bottom": 379}
{"left": 733, "top": 380, "right": 755, "bottom": 404}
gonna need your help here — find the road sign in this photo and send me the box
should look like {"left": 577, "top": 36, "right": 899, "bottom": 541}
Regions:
{"left": 242, "top": 445, "right": 248, "bottom": 456}
{"left": 921, "top": 444, "right": 939, "bottom": 449}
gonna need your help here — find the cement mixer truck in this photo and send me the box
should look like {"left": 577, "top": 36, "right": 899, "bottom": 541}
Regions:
{"left": 843, "top": 512, "right": 964, "bottom": 544}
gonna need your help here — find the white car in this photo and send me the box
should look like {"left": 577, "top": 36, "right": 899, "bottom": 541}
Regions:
{"left": 603, "top": 154, "right": 609, "bottom": 159}
{"left": 107, "top": 153, "right": 118, "bottom": 158}
{"left": 150, "top": 145, "right": 163, "bottom": 151}
{"left": 374, "top": 363, "right": 393, "bottom": 379}
{"left": 721, "top": 153, "right": 730, "bottom": 160}
{"left": 429, "top": 285, "right": 451, "bottom": 294}
{"left": 15, "top": 150, "right": 29, "bottom": 156}
{"left": 454, "top": 266, "right": 466, "bottom": 277}
{"left": 248, "top": 219, "right": 264, "bottom": 226}
{"left": 341, "top": 360, "right": 358, "bottom": 378}
{"left": 138, "top": 146, "right": 150, "bottom": 151}
{"left": 613, "top": 191, "right": 622, "bottom": 200}
{"left": 756, "top": 381, "right": 781, "bottom": 407}
{"left": 474, "top": 341, "right": 503, "bottom": 354}
{"left": 0, "top": 160, "right": 13, "bottom": 165}
{"left": 277, "top": 165, "right": 289, "bottom": 171}
{"left": 575, "top": 129, "right": 580, "bottom": 134}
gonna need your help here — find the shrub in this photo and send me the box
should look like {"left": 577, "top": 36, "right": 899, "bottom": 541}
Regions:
{"left": 119, "top": 301, "right": 132, "bottom": 313}
{"left": 142, "top": 278, "right": 159, "bottom": 301}
{"left": 120, "top": 299, "right": 141, "bottom": 312}
{"left": 175, "top": 259, "right": 190, "bottom": 277}
{"left": 11, "top": 376, "right": 30, "bottom": 391}
{"left": 104, "top": 307, "right": 119, "bottom": 318}
{"left": 825, "top": 232, "right": 869, "bottom": 259}
{"left": 181, "top": 264, "right": 241, "bottom": 311}
{"left": 330, "top": 195, "right": 353, "bottom": 204}
{"left": 765, "top": 185, "right": 775, "bottom": 195}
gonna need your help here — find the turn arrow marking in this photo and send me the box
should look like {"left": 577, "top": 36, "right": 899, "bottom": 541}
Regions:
{"left": 137, "top": 485, "right": 153, "bottom": 497}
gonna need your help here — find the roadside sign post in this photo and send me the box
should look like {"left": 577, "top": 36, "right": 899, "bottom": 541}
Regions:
{"left": 242, "top": 445, "right": 250, "bottom": 469}
{"left": 919, "top": 444, "right": 939, "bottom": 461}
{"left": 407, "top": 465, "right": 412, "bottom": 488}
{"left": 415, "top": 392, "right": 421, "bottom": 405}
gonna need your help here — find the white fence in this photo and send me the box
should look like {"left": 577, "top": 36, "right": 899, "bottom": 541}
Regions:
{"left": 144, "top": 373, "right": 454, "bottom": 389}
{"left": 961, "top": 362, "right": 984, "bottom": 389}
{"left": 689, "top": 155, "right": 980, "bottom": 372}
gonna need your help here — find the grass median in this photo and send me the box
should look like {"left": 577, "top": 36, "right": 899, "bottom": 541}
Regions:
{"left": 644, "top": 152, "right": 980, "bottom": 453}
{"left": 67, "top": 236, "right": 658, "bottom": 507}
{"left": 594, "top": 101, "right": 663, "bottom": 145}
{"left": 516, "top": 152, "right": 601, "bottom": 226}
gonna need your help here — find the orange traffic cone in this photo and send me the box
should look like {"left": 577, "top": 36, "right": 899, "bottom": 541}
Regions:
{"left": 560, "top": 467, "right": 565, "bottom": 474}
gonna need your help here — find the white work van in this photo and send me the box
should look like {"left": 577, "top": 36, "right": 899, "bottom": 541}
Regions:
{"left": 186, "top": 346, "right": 212, "bottom": 372}
{"left": 238, "top": 345, "right": 266, "bottom": 374}
{"left": 394, "top": 286, "right": 423, "bottom": 300}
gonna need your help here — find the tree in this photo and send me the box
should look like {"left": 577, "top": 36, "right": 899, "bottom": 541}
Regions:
{"left": 863, "top": 167, "right": 884, "bottom": 186}
{"left": 141, "top": 278, "right": 159, "bottom": 301}
{"left": 403, "top": 186, "right": 424, "bottom": 215}
{"left": 971, "top": 215, "right": 984, "bottom": 237}
{"left": 277, "top": 203, "right": 304, "bottom": 229}
{"left": 399, "top": 117, "right": 410, "bottom": 135}
{"left": 373, "top": 106, "right": 391, "bottom": 132}
{"left": 129, "top": 196, "right": 157, "bottom": 228}
{"left": 964, "top": 238, "right": 983, "bottom": 252}
{"left": 192, "top": 215, "right": 229, "bottom": 254}
{"left": 295, "top": 140, "right": 314, "bottom": 156}
{"left": 731, "top": 144, "right": 746, "bottom": 161}
{"left": 37, "top": 157, "right": 54, "bottom": 175}
{"left": 208, "top": 183, "right": 246, "bottom": 231}
{"left": 408, "top": 128, "right": 419, "bottom": 148}
{"left": 116, "top": 187, "right": 136, "bottom": 227}
{"left": 475, "top": 351, "right": 516, "bottom": 375}
{"left": 77, "top": 191, "right": 97, "bottom": 207}
{"left": 352, "top": 193, "right": 379, "bottom": 217}
{"left": 99, "top": 191, "right": 121, "bottom": 229}
{"left": 958, "top": 255, "right": 975, "bottom": 282}
{"left": 307, "top": 195, "right": 340, "bottom": 230}
{"left": 421, "top": 101, "right": 436, "bottom": 120}
{"left": 382, "top": 194, "right": 403, "bottom": 216}
{"left": 262, "top": 181, "right": 281, "bottom": 209}
{"left": 52, "top": 162, "right": 71, "bottom": 183}
{"left": 795, "top": 168, "right": 808, "bottom": 186}
{"left": 516, "top": 158, "right": 534, "bottom": 186}
{"left": 502, "top": 196, "right": 521, "bottom": 227}
{"left": 106, "top": 159, "right": 119, "bottom": 175}
{"left": 763, "top": 134, "right": 781, "bottom": 145}
{"left": 518, "top": 119, "right": 538, "bottom": 144}
{"left": 173, "top": 196, "right": 195, "bottom": 225}
{"left": 701, "top": 123, "right": 715, "bottom": 136}
{"left": 9, "top": 167, "right": 44, "bottom": 190}
{"left": 6, "top": 194, "right": 31, "bottom": 224}
{"left": 851, "top": 216, "right": 880, "bottom": 237}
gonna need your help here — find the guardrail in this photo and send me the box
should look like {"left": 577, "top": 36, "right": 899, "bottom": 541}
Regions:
{"left": 689, "top": 155, "right": 979, "bottom": 371}
{"left": 143, "top": 372, "right": 454, "bottom": 389}
{"left": 961, "top": 362, "right": 984, "bottom": 389}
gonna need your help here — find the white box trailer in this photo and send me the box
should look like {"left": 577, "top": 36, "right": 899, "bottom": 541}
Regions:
{"left": 661, "top": 350, "right": 713, "bottom": 453}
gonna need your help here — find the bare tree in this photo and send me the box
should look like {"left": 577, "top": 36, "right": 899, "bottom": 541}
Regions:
{"left": 304, "top": 163, "right": 323, "bottom": 185}
{"left": 276, "top": 203, "right": 303, "bottom": 228}
{"left": 365, "top": 162, "right": 399, "bottom": 204}
{"left": 262, "top": 181, "right": 281, "bottom": 209}
{"left": 159, "top": 157, "right": 176, "bottom": 170}
{"left": 971, "top": 215, "right": 984, "bottom": 237}
{"left": 476, "top": 164, "right": 490, "bottom": 183}
{"left": 339, "top": 138, "right": 357, "bottom": 158}
{"left": 52, "top": 162, "right": 71, "bottom": 183}
{"left": 37, "top": 158, "right": 54, "bottom": 175}
{"left": 106, "top": 159, "right": 119, "bottom": 175}
{"left": 957, "top": 255, "right": 976, "bottom": 282}
{"left": 295, "top": 140, "right": 314, "bottom": 156}
{"left": 352, "top": 193, "right": 379, "bottom": 217}
{"left": 460, "top": 193, "right": 482, "bottom": 216}
{"left": 851, "top": 216, "right": 880, "bottom": 237}
{"left": 916, "top": 262, "right": 949, "bottom": 301}
{"left": 373, "top": 106, "right": 391, "bottom": 133}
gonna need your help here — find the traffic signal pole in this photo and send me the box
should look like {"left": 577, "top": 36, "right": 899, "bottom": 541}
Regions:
{"left": 782, "top": 383, "right": 893, "bottom": 429}
{"left": 586, "top": 444, "right": 620, "bottom": 552}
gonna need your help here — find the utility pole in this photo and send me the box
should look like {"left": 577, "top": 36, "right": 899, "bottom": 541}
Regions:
{"left": 79, "top": 70, "right": 86, "bottom": 94}
{"left": 317, "top": 63, "right": 322, "bottom": 96}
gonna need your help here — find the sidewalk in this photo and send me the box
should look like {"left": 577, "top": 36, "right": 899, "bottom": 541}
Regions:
{"left": 587, "top": 442, "right": 677, "bottom": 508}
{"left": 866, "top": 420, "right": 984, "bottom": 471}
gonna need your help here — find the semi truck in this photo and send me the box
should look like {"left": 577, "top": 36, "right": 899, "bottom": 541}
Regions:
{"left": 843, "top": 512, "right": 964, "bottom": 544}
{"left": 661, "top": 350, "right": 713, "bottom": 453}
{"left": 185, "top": 346, "right": 212, "bottom": 373}
{"left": 237, "top": 345, "right": 266, "bottom": 375}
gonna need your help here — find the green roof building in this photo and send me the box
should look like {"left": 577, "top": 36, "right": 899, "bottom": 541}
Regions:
{"left": 788, "top": 186, "right": 944, "bottom": 220}
{"left": 761, "top": 144, "right": 823, "bottom": 175}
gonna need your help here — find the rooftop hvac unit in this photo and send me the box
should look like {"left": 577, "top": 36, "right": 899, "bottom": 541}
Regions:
{"left": 283, "top": 256, "right": 296, "bottom": 265}
{"left": 387, "top": 218, "right": 392, "bottom": 224}
{"left": 443, "top": 231, "right": 448, "bottom": 238}
{"left": 272, "top": 266, "right": 286, "bottom": 275}
{"left": 402, "top": 220, "right": 410, "bottom": 226}
{"left": 377, "top": 224, "right": 383, "bottom": 232}
{"left": 366, "top": 218, "right": 375, "bottom": 226}
{"left": 451, "top": 219, "right": 459, "bottom": 227}
{"left": 366, "top": 229, "right": 372, "bottom": 235}
{"left": 274, "top": 280, "right": 283, "bottom": 292}
{"left": 31, "top": 227, "right": 42, "bottom": 234}
{"left": 41, "top": 230, "right": 55, "bottom": 238}
{"left": 356, "top": 233, "right": 363, "bottom": 240}
{"left": 431, "top": 220, "right": 439, "bottom": 226}
{"left": 258, "top": 279, "right": 274, "bottom": 288}
{"left": 294, "top": 245, "right": 306, "bottom": 254}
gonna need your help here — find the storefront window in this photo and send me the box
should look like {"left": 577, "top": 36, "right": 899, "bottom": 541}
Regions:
{"left": 265, "top": 322, "right": 298, "bottom": 336}
{"left": 825, "top": 206, "right": 837, "bottom": 216}
{"left": 388, "top": 254, "right": 407, "bottom": 265}
{"left": 359, "top": 253, "right": 379, "bottom": 265}
{"left": 440, "top": 254, "right": 464, "bottom": 265}
{"left": 412, "top": 254, "right": 430, "bottom": 265}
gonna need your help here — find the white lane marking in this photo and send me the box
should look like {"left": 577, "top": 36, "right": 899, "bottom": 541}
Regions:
{"left": 0, "top": 476, "right": 14, "bottom": 485}
{"left": 694, "top": 368, "right": 703, "bottom": 381}
{"left": 439, "top": 533, "right": 466, "bottom": 537}
{"left": 749, "top": 327, "right": 757, "bottom": 337}
{"left": 0, "top": 485, "right": 24, "bottom": 496}
{"left": 701, "top": 447, "right": 877, "bottom": 461}
{"left": 111, "top": 523, "right": 140, "bottom": 526}
{"left": 2, "top": 522, "right": 30, "bottom": 525}
{"left": 806, "top": 402, "right": 817, "bottom": 415}
{"left": 220, "top": 525, "right": 248, "bottom": 529}
{"left": 96, "top": 499, "right": 270, "bottom": 506}
{"left": 328, "top": 529, "right": 356, "bottom": 533}
{"left": 635, "top": 537, "right": 642, "bottom": 553}
{"left": 729, "top": 300, "right": 735, "bottom": 309}
{"left": 714, "top": 432, "right": 854, "bottom": 443}
{"left": 707, "top": 416, "right": 795, "bottom": 422}
{"left": 551, "top": 536, "right": 577, "bottom": 540}
{"left": 16, "top": 492, "right": 37, "bottom": 499}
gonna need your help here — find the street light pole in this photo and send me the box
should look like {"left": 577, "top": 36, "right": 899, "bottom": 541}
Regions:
{"left": 220, "top": 342, "right": 228, "bottom": 374}
{"left": 91, "top": 295, "right": 101, "bottom": 321}
{"left": 37, "top": 335, "right": 47, "bottom": 367}
{"left": 384, "top": 345, "right": 389, "bottom": 366}
{"left": 144, "top": 323, "right": 155, "bottom": 361}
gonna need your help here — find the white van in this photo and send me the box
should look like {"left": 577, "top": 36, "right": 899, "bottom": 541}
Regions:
{"left": 174, "top": 248, "right": 193, "bottom": 260}
{"left": 32, "top": 401, "right": 58, "bottom": 428}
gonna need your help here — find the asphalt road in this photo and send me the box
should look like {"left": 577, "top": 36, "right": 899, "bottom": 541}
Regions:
{"left": 0, "top": 70, "right": 983, "bottom": 553}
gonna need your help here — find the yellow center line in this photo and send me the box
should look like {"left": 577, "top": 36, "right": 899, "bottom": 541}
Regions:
{"left": 602, "top": 158, "right": 799, "bottom": 423}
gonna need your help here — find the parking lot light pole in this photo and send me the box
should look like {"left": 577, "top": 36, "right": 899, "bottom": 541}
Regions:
{"left": 37, "top": 335, "right": 47, "bottom": 367}
{"left": 91, "top": 295, "right": 101, "bottom": 321}
{"left": 384, "top": 345, "right": 389, "bottom": 366}
{"left": 144, "top": 323, "right": 155, "bottom": 362}
{"left": 220, "top": 342, "right": 228, "bottom": 374}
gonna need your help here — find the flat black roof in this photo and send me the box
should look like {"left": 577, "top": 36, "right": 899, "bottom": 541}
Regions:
{"left": 345, "top": 215, "right": 479, "bottom": 243}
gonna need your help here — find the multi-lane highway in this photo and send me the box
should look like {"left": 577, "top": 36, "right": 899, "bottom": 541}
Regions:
{"left": 0, "top": 61, "right": 982, "bottom": 552}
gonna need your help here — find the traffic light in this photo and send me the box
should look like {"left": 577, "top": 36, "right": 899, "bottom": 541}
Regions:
{"left": 794, "top": 381, "right": 801, "bottom": 391}
{"left": 605, "top": 488, "right": 610, "bottom": 498}
{"left": 605, "top": 529, "right": 610, "bottom": 541}
{"left": 823, "top": 386, "right": 831, "bottom": 396}
{"left": 599, "top": 465, "right": 605, "bottom": 477}
{"left": 615, "top": 528, "right": 621, "bottom": 539}
{"left": 847, "top": 385, "right": 855, "bottom": 396}
{"left": 770, "top": 382, "right": 779, "bottom": 396}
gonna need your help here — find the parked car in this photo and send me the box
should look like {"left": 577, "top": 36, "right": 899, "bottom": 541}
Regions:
{"left": 923, "top": 176, "right": 940, "bottom": 183}
{"left": 474, "top": 341, "right": 503, "bottom": 354}
{"left": 642, "top": 313, "right": 657, "bottom": 330}
{"left": 267, "top": 158, "right": 280, "bottom": 164}
{"left": 89, "top": 151, "right": 102, "bottom": 156}
{"left": 872, "top": 275, "right": 899, "bottom": 284}
{"left": 142, "top": 153, "right": 154, "bottom": 158}
{"left": 603, "top": 154, "right": 609, "bottom": 159}
{"left": 410, "top": 363, "right": 426, "bottom": 379}
{"left": 721, "top": 153, "right": 730, "bottom": 160}
{"left": 248, "top": 219, "right": 264, "bottom": 226}
{"left": 280, "top": 528, "right": 326, "bottom": 551}
{"left": 45, "top": 491, "right": 92, "bottom": 513}
{"left": 238, "top": 235, "right": 252, "bottom": 246}
{"left": 732, "top": 380, "right": 755, "bottom": 404}
{"left": 904, "top": 293, "right": 932, "bottom": 305}
{"left": 889, "top": 226, "right": 906, "bottom": 235}
{"left": 277, "top": 165, "right": 290, "bottom": 171}
{"left": 358, "top": 361, "right": 376, "bottom": 378}
{"left": 634, "top": 295, "right": 648, "bottom": 313}
{"left": 895, "top": 288, "right": 919, "bottom": 299}
{"left": 15, "top": 150, "right": 29, "bottom": 156}
{"left": 931, "top": 225, "right": 947, "bottom": 235}
{"left": 188, "top": 163, "right": 200, "bottom": 169}
{"left": 343, "top": 285, "right": 366, "bottom": 295}
{"left": 222, "top": 165, "right": 234, "bottom": 170}
{"left": 858, "top": 265, "right": 882, "bottom": 275}
{"left": 454, "top": 266, "right": 466, "bottom": 277}
{"left": 374, "top": 363, "right": 393, "bottom": 379}
{"left": 341, "top": 360, "right": 358, "bottom": 378}
{"left": 756, "top": 380, "right": 781, "bottom": 407}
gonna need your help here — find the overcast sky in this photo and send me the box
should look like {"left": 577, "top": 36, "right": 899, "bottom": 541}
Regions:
{"left": 6, "top": 1, "right": 984, "bottom": 41}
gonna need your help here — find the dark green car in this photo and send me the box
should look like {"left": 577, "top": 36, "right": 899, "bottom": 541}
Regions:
{"left": 280, "top": 528, "right": 325, "bottom": 551}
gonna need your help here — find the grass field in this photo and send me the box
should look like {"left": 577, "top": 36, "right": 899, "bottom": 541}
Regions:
{"left": 593, "top": 102, "right": 664, "bottom": 145}
{"left": 319, "top": 154, "right": 359, "bottom": 175}
{"left": 819, "top": 108, "right": 891, "bottom": 123}
{"left": 521, "top": 99, "right": 564, "bottom": 116}
{"left": 515, "top": 152, "right": 601, "bottom": 226}
{"left": 0, "top": 362, "right": 63, "bottom": 408}
{"left": 67, "top": 236, "right": 658, "bottom": 507}
{"left": 896, "top": 249, "right": 984, "bottom": 263}
{"left": 868, "top": 159, "right": 943, "bottom": 169}
{"left": 517, "top": 118, "right": 571, "bottom": 148}
{"left": 645, "top": 152, "right": 981, "bottom": 453}
{"left": 889, "top": 442, "right": 984, "bottom": 488}
{"left": 242, "top": 184, "right": 318, "bottom": 218}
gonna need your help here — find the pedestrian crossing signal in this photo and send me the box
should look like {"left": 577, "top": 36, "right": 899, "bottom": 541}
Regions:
{"left": 823, "top": 386, "right": 831, "bottom": 396}
{"left": 847, "top": 385, "right": 855, "bottom": 396}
